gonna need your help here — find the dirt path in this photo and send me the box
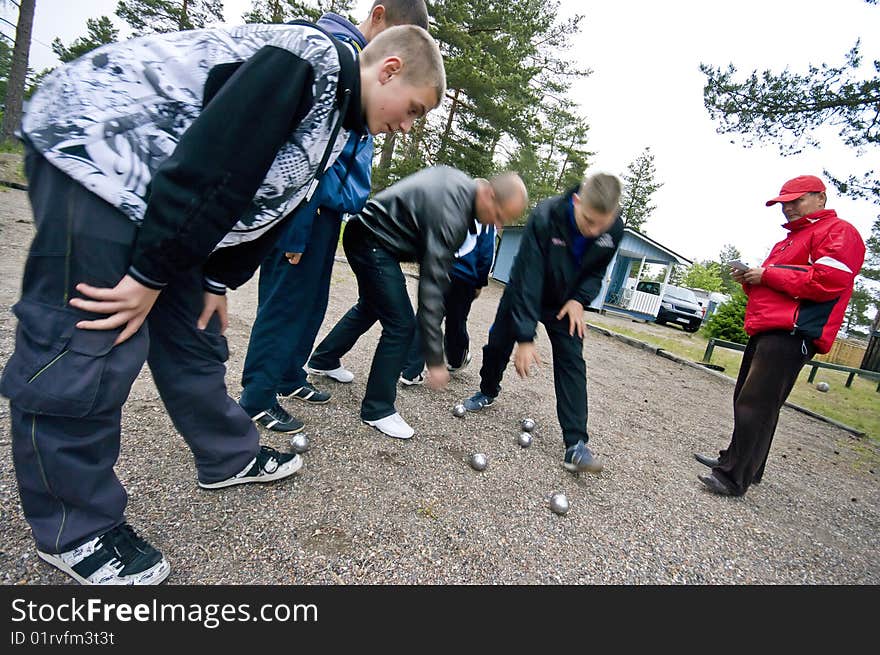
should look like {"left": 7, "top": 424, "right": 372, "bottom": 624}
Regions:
{"left": 0, "top": 187, "right": 877, "bottom": 584}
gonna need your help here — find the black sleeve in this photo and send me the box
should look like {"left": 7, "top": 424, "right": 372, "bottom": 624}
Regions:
{"left": 127, "top": 45, "right": 317, "bottom": 289}
{"left": 202, "top": 217, "right": 290, "bottom": 291}
{"left": 507, "top": 212, "right": 548, "bottom": 343}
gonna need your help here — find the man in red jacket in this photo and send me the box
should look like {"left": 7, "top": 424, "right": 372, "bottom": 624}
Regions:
{"left": 695, "top": 175, "right": 865, "bottom": 496}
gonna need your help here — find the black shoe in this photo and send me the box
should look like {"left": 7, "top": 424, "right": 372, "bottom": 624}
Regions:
{"left": 698, "top": 472, "right": 734, "bottom": 496}
{"left": 250, "top": 403, "right": 304, "bottom": 434}
{"left": 281, "top": 382, "right": 331, "bottom": 404}
{"left": 694, "top": 453, "right": 720, "bottom": 468}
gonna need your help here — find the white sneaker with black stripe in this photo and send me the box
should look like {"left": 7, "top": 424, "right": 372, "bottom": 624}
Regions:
{"left": 36, "top": 523, "right": 170, "bottom": 585}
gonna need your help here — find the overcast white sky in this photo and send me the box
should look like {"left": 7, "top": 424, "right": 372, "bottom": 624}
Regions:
{"left": 5, "top": 0, "right": 878, "bottom": 267}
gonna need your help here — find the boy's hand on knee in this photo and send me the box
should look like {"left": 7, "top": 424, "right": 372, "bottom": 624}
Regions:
{"left": 556, "top": 299, "right": 585, "bottom": 338}
{"left": 514, "top": 342, "right": 541, "bottom": 378}
{"left": 425, "top": 364, "right": 450, "bottom": 390}
{"left": 198, "top": 292, "right": 228, "bottom": 334}
{"left": 70, "top": 275, "right": 160, "bottom": 345}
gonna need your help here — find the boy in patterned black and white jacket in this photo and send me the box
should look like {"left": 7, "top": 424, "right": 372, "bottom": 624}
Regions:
{"left": 1, "top": 22, "right": 444, "bottom": 585}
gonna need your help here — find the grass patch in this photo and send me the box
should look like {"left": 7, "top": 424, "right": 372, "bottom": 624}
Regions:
{"left": 586, "top": 312, "right": 880, "bottom": 444}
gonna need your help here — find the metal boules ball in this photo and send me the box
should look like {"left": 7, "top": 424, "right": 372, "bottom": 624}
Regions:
{"left": 469, "top": 453, "right": 488, "bottom": 471}
{"left": 517, "top": 432, "right": 532, "bottom": 448}
{"left": 290, "top": 434, "right": 310, "bottom": 454}
{"left": 521, "top": 418, "right": 536, "bottom": 433}
{"left": 452, "top": 403, "right": 467, "bottom": 418}
{"left": 816, "top": 381, "right": 830, "bottom": 393}
{"left": 549, "top": 492, "right": 570, "bottom": 515}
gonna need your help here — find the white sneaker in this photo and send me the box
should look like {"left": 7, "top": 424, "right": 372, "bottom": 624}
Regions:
{"left": 307, "top": 365, "right": 354, "bottom": 383}
{"left": 364, "top": 413, "right": 415, "bottom": 439}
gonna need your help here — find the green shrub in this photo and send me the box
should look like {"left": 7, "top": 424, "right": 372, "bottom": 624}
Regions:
{"left": 702, "top": 289, "right": 748, "bottom": 344}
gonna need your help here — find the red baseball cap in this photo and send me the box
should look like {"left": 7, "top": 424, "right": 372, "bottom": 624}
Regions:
{"left": 765, "top": 175, "right": 826, "bottom": 206}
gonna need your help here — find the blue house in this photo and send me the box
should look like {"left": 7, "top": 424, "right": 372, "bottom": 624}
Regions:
{"left": 492, "top": 226, "right": 691, "bottom": 321}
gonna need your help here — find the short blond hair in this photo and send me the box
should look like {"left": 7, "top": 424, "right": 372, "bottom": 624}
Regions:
{"left": 579, "top": 173, "right": 621, "bottom": 214}
{"left": 361, "top": 25, "right": 446, "bottom": 102}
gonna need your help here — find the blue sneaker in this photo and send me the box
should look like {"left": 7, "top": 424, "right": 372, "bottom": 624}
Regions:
{"left": 463, "top": 391, "right": 495, "bottom": 412}
{"left": 563, "top": 440, "right": 603, "bottom": 474}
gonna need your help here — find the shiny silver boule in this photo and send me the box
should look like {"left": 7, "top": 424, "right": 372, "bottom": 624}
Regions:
{"left": 521, "top": 418, "right": 536, "bottom": 433}
{"left": 470, "top": 453, "right": 488, "bottom": 471}
{"left": 816, "top": 381, "right": 830, "bottom": 393}
{"left": 517, "top": 432, "right": 532, "bottom": 448}
{"left": 549, "top": 492, "right": 570, "bottom": 515}
{"left": 290, "top": 434, "right": 310, "bottom": 454}
{"left": 452, "top": 403, "right": 467, "bottom": 418}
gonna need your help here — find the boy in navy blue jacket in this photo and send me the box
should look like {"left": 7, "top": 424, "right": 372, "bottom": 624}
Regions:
{"left": 239, "top": 1, "right": 431, "bottom": 434}
{"left": 462, "top": 173, "right": 623, "bottom": 474}
{"left": 400, "top": 222, "right": 496, "bottom": 383}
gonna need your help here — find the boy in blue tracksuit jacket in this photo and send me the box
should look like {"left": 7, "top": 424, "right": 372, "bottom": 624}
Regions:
{"left": 239, "top": 2, "right": 430, "bottom": 433}
{"left": 400, "top": 222, "right": 496, "bottom": 382}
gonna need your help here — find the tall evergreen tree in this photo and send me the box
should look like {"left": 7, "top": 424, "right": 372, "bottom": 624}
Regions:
{"left": 52, "top": 17, "right": 119, "bottom": 63}
{"left": 843, "top": 280, "right": 876, "bottom": 336}
{"left": 376, "top": 0, "right": 588, "bottom": 191}
{"left": 619, "top": 146, "right": 662, "bottom": 232}
{"left": 116, "top": 0, "right": 225, "bottom": 35}
{"left": 0, "top": 0, "right": 35, "bottom": 144}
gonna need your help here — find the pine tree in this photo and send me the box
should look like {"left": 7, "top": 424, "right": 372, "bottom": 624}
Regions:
{"left": 703, "top": 289, "right": 749, "bottom": 344}
{"left": 376, "top": 0, "right": 588, "bottom": 191}
{"left": 52, "top": 17, "right": 119, "bottom": 63}
{"left": 619, "top": 146, "right": 662, "bottom": 232}
{"left": 116, "top": 0, "right": 226, "bottom": 35}
{"left": 701, "top": 1, "right": 879, "bottom": 204}
{"left": 241, "top": 0, "right": 354, "bottom": 24}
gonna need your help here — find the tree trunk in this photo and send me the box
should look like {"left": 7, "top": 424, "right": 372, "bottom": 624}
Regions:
{"left": 436, "top": 88, "right": 459, "bottom": 160}
{"left": 555, "top": 132, "right": 576, "bottom": 191}
{"left": 1, "top": 0, "right": 36, "bottom": 144}
{"left": 377, "top": 131, "right": 397, "bottom": 171}
{"left": 180, "top": 0, "right": 190, "bottom": 30}
{"left": 406, "top": 117, "right": 424, "bottom": 159}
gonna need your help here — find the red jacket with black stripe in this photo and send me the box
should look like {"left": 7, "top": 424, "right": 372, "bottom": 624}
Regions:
{"left": 743, "top": 209, "right": 865, "bottom": 354}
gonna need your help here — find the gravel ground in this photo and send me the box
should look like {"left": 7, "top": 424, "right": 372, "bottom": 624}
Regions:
{"left": 0, "top": 186, "right": 878, "bottom": 585}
